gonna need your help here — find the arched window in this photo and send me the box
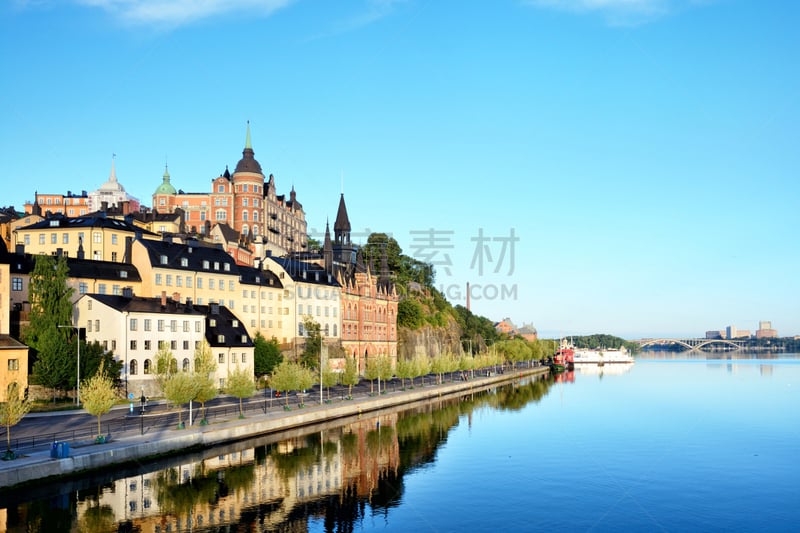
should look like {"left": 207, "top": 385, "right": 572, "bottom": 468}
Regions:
{"left": 143, "top": 359, "right": 152, "bottom": 374}
{"left": 170, "top": 359, "right": 178, "bottom": 373}
{"left": 183, "top": 358, "right": 190, "bottom": 372}
{"left": 130, "top": 359, "right": 138, "bottom": 375}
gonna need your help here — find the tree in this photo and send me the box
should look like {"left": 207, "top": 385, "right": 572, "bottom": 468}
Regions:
{"left": 412, "top": 354, "right": 430, "bottom": 387}
{"left": 396, "top": 357, "right": 416, "bottom": 389}
{"left": 154, "top": 346, "right": 177, "bottom": 395}
{"left": 300, "top": 316, "right": 322, "bottom": 370}
{"left": 364, "top": 357, "right": 380, "bottom": 395}
{"left": 30, "top": 327, "right": 73, "bottom": 400}
{"left": 162, "top": 372, "right": 197, "bottom": 428}
{"left": 253, "top": 332, "right": 282, "bottom": 377}
{"left": 269, "top": 361, "right": 296, "bottom": 407}
{"left": 321, "top": 364, "right": 338, "bottom": 402}
{"left": 397, "top": 298, "right": 424, "bottom": 329}
{"left": 192, "top": 340, "right": 217, "bottom": 424}
{"left": 340, "top": 357, "right": 359, "bottom": 399}
{"left": 225, "top": 366, "right": 256, "bottom": 418}
{"left": 376, "top": 355, "right": 393, "bottom": 394}
{"left": 0, "top": 383, "right": 31, "bottom": 457}
{"left": 81, "top": 360, "right": 117, "bottom": 440}
{"left": 80, "top": 341, "right": 123, "bottom": 388}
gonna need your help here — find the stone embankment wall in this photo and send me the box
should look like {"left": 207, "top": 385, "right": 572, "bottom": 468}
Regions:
{"left": 397, "top": 324, "right": 463, "bottom": 360}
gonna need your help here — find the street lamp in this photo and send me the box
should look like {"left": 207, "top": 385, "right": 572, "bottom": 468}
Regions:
{"left": 58, "top": 324, "right": 82, "bottom": 406}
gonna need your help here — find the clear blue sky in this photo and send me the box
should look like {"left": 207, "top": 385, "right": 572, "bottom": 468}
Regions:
{"left": 1, "top": 1, "right": 798, "bottom": 339}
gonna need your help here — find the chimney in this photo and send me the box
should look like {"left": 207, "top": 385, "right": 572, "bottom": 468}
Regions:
{"left": 211, "top": 303, "right": 220, "bottom": 315}
{"left": 161, "top": 291, "right": 167, "bottom": 308}
{"left": 173, "top": 292, "right": 180, "bottom": 303}
{"left": 186, "top": 297, "right": 193, "bottom": 308}
{"left": 122, "top": 287, "right": 133, "bottom": 298}
{"left": 15, "top": 244, "right": 24, "bottom": 255}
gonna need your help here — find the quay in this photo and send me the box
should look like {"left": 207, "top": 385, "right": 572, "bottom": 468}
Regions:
{"left": 0, "top": 366, "right": 548, "bottom": 490}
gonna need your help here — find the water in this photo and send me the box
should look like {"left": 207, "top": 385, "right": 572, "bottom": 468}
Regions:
{"left": 1, "top": 354, "right": 798, "bottom": 532}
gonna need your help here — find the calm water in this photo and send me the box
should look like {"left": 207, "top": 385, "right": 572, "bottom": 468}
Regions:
{"left": 2, "top": 354, "right": 798, "bottom": 532}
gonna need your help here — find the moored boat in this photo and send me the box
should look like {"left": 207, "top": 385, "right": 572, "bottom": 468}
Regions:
{"left": 573, "top": 346, "right": 634, "bottom": 365}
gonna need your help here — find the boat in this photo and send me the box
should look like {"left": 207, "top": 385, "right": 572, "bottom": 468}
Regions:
{"left": 551, "top": 339, "right": 575, "bottom": 372}
{"left": 572, "top": 346, "right": 634, "bottom": 365}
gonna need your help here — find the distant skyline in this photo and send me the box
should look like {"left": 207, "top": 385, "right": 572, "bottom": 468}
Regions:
{"left": 2, "top": 1, "right": 798, "bottom": 339}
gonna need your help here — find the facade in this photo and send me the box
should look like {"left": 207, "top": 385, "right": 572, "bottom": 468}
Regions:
{"left": 494, "top": 318, "right": 516, "bottom": 336}
{"left": 0, "top": 253, "right": 28, "bottom": 401}
{"left": 152, "top": 125, "right": 307, "bottom": 257}
{"left": 75, "top": 292, "right": 253, "bottom": 397}
{"left": 24, "top": 191, "right": 89, "bottom": 217}
{"left": 322, "top": 194, "right": 397, "bottom": 372}
{"left": 13, "top": 213, "right": 158, "bottom": 262}
{"left": 756, "top": 320, "right": 778, "bottom": 339}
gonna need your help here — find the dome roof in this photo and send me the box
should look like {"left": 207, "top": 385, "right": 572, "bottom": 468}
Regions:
{"left": 234, "top": 122, "right": 263, "bottom": 175}
{"left": 154, "top": 165, "right": 177, "bottom": 195}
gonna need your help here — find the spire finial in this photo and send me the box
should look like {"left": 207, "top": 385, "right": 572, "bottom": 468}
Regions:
{"left": 245, "top": 120, "right": 252, "bottom": 150}
{"left": 110, "top": 153, "right": 117, "bottom": 182}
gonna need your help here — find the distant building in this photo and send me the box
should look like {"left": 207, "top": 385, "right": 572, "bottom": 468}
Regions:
{"left": 705, "top": 330, "right": 723, "bottom": 340}
{"left": 87, "top": 157, "right": 141, "bottom": 213}
{"left": 756, "top": 320, "right": 778, "bottom": 339}
{"left": 24, "top": 190, "right": 89, "bottom": 217}
{"left": 494, "top": 318, "right": 516, "bottom": 335}
{"left": 518, "top": 323, "right": 538, "bottom": 341}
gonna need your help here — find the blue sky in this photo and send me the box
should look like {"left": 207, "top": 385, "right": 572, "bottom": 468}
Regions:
{"left": 1, "top": 0, "right": 798, "bottom": 339}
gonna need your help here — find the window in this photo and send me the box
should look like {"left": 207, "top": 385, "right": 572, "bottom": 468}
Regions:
{"left": 187, "top": 277, "right": 193, "bottom": 288}
{"left": 232, "top": 353, "right": 237, "bottom": 363}
{"left": 181, "top": 257, "right": 188, "bottom": 267}
{"left": 120, "top": 270, "right": 127, "bottom": 279}
{"left": 183, "top": 320, "right": 189, "bottom": 332}
{"left": 144, "top": 359, "right": 151, "bottom": 374}
{"left": 144, "top": 319, "right": 151, "bottom": 331}
{"left": 217, "top": 334, "right": 225, "bottom": 343}
{"left": 79, "top": 282, "right": 88, "bottom": 294}
{"left": 130, "top": 318, "right": 137, "bottom": 331}
{"left": 183, "top": 358, "right": 190, "bottom": 371}
{"left": 183, "top": 340, "right": 189, "bottom": 350}
{"left": 202, "top": 260, "right": 210, "bottom": 269}
{"left": 113, "top": 285, "right": 121, "bottom": 296}
{"left": 95, "top": 319, "right": 100, "bottom": 331}
{"left": 112, "top": 234, "right": 118, "bottom": 245}
{"left": 218, "top": 184, "right": 224, "bottom": 193}
{"left": 144, "top": 340, "right": 151, "bottom": 350}
{"left": 195, "top": 321, "right": 202, "bottom": 332}
{"left": 39, "top": 234, "right": 45, "bottom": 245}
{"left": 166, "top": 274, "right": 173, "bottom": 286}
{"left": 129, "top": 359, "right": 137, "bottom": 375}
{"left": 219, "top": 353, "right": 225, "bottom": 363}
{"left": 24, "top": 235, "right": 30, "bottom": 245}
{"left": 111, "top": 340, "right": 116, "bottom": 350}
{"left": 8, "top": 359, "right": 19, "bottom": 371}
{"left": 160, "top": 255, "right": 168, "bottom": 265}
{"left": 63, "top": 233, "right": 69, "bottom": 244}
{"left": 155, "top": 273, "right": 162, "bottom": 285}
{"left": 176, "top": 276, "right": 182, "bottom": 287}
{"left": 241, "top": 353, "right": 247, "bottom": 363}
{"left": 170, "top": 340, "right": 177, "bottom": 350}
{"left": 51, "top": 233, "right": 57, "bottom": 244}
{"left": 11, "top": 277, "right": 22, "bottom": 291}
{"left": 157, "top": 320, "right": 164, "bottom": 332}
{"left": 229, "top": 281, "right": 235, "bottom": 291}
{"left": 209, "top": 279, "right": 215, "bottom": 290}
{"left": 130, "top": 340, "right": 137, "bottom": 350}
{"left": 93, "top": 232, "right": 101, "bottom": 243}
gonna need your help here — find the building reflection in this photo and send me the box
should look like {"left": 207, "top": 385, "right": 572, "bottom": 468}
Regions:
{"left": 3, "top": 375, "right": 552, "bottom": 532}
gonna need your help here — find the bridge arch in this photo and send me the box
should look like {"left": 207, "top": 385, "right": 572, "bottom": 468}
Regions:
{"left": 638, "top": 338, "right": 744, "bottom": 351}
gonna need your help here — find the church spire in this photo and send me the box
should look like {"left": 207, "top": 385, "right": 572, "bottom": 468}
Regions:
{"left": 334, "top": 193, "right": 351, "bottom": 245}
{"left": 323, "top": 219, "right": 333, "bottom": 273}
{"left": 245, "top": 120, "right": 252, "bottom": 150}
{"left": 109, "top": 154, "right": 118, "bottom": 183}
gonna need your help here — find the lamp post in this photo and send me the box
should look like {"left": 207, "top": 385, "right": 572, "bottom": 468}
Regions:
{"left": 58, "top": 324, "right": 82, "bottom": 406}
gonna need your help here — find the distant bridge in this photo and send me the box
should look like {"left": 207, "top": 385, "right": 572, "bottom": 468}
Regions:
{"left": 635, "top": 338, "right": 746, "bottom": 351}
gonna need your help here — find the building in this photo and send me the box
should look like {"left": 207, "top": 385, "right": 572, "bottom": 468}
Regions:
{"left": 87, "top": 157, "right": 141, "bottom": 213}
{"left": 152, "top": 124, "right": 307, "bottom": 256}
{"left": 706, "top": 330, "right": 724, "bottom": 340}
{"left": 0, "top": 247, "right": 29, "bottom": 401}
{"left": 24, "top": 190, "right": 89, "bottom": 217}
{"left": 494, "top": 318, "right": 516, "bottom": 336}
{"left": 756, "top": 320, "right": 778, "bottom": 339}
{"left": 13, "top": 212, "right": 158, "bottom": 262}
{"left": 75, "top": 291, "right": 253, "bottom": 397}
{"left": 517, "top": 323, "right": 538, "bottom": 342}
{"left": 322, "top": 194, "right": 397, "bottom": 373}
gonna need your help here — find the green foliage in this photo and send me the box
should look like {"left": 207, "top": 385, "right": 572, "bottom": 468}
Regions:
{"left": 81, "top": 341, "right": 123, "bottom": 386}
{"left": 268, "top": 362, "right": 314, "bottom": 407}
{"left": 81, "top": 360, "right": 117, "bottom": 437}
{"left": 300, "top": 316, "right": 322, "bottom": 369}
{"left": 162, "top": 372, "right": 197, "bottom": 427}
{"left": 30, "top": 328, "right": 73, "bottom": 398}
{"left": 570, "top": 334, "right": 638, "bottom": 353}
{"left": 192, "top": 340, "right": 217, "bottom": 421}
{"left": 340, "top": 357, "right": 360, "bottom": 397}
{"left": 253, "top": 332, "right": 282, "bottom": 377}
{"left": 362, "top": 233, "right": 433, "bottom": 286}
{"left": 395, "top": 357, "right": 416, "bottom": 388}
{"left": 224, "top": 366, "right": 256, "bottom": 417}
{"left": 0, "top": 383, "right": 31, "bottom": 452}
{"left": 397, "top": 298, "right": 424, "bottom": 329}
{"left": 453, "top": 304, "right": 501, "bottom": 351}
{"left": 23, "top": 254, "right": 73, "bottom": 352}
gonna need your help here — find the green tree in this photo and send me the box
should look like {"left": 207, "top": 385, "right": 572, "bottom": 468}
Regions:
{"left": 364, "top": 357, "right": 380, "bottom": 395}
{"left": 253, "top": 332, "right": 282, "bottom": 377}
{"left": 80, "top": 341, "right": 123, "bottom": 387}
{"left": 412, "top": 354, "right": 430, "bottom": 387}
{"left": 192, "top": 340, "right": 217, "bottom": 424}
{"left": 162, "top": 372, "right": 198, "bottom": 428}
{"left": 225, "top": 366, "right": 256, "bottom": 418}
{"left": 340, "top": 357, "right": 359, "bottom": 399}
{"left": 30, "top": 328, "right": 73, "bottom": 400}
{"left": 81, "top": 360, "right": 117, "bottom": 440}
{"left": 23, "top": 254, "right": 73, "bottom": 351}
{"left": 430, "top": 353, "right": 453, "bottom": 384}
{"left": 154, "top": 346, "right": 177, "bottom": 396}
{"left": 376, "top": 355, "right": 393, "bottom": 394}
{"left": 0, "top": 383, "right": 31, "bottom": 456}
{"left": 269, "top": 361, "right": 313, "bottom": 408}
{"left": 397, "top": 298, "right": 424, "bottom": 329}
{"left": 300, "top": 316, "right": 322, "bottom": 369}
{"left": 395, "top": 357, "right": 416, "bottom": 389}
{"left": 321, "top": 364, "right": 338, "bottom": 402}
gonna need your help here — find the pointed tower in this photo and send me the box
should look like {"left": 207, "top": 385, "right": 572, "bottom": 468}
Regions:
{"left": 231, "top": 121, "right": 265, "bottom": 240}
{"left": 154, "top": 164, "right": 177, "bottom": 196}
{"left": 323, "top": 219, "right": 333, "bottom": 273}
{"left": 333, "top": 193, "right": 356, "bottom": 272}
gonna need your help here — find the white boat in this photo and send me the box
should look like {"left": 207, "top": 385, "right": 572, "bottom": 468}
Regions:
{"left": 572, "top": 347, "right": 634, "bottom": 365}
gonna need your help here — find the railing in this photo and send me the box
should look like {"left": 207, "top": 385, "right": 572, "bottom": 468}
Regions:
{"left": 1, "top": 362, "right": 543, "bottom": 452}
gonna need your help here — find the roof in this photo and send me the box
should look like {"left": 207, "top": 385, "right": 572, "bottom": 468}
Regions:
{"left": 267, "top": 256, "right": 340, "bottom": 287}
{"left": 194, "top": 303, "right": 253, "bottom": 348}
{"left": 0, "top": 252, "right": 141, "bottom": 282}
{"left": 153, "top": 165, "right": 177, "bottom": 195}
{"left": 0, "top": 335, "right": 27, "bottom": 349}
{"left": 136, "top": 238, "right": 240, "bottom": 274}
{"left": 17, "top": 213, "right": 156, "bottom": 235}
{"left": 86, "top": 293, "right": 205, "bottom": 316}
{"left": 238, "top": 264, "right": 283, "bottom": 289}
{"left": 233, "top": 123, "right": 263, "bottom": 175}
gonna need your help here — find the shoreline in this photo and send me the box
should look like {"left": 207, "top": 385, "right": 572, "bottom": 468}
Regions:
{"left": 0, "top": 366, "right": 549, "bottom": 491}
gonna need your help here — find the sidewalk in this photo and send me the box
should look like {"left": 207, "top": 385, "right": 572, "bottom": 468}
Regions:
{"left": 0, "top": 367, "right": 548, "bottom": 490}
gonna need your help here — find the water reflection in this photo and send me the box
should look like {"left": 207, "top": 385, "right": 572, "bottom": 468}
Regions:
{"left": 1, "top": 374, "right": 554, "bottom": 533}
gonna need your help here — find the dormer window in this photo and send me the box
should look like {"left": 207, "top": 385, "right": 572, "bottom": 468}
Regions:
{"left": 214, "top": 262, "right": 219, "bottom": 270}
{"left": 181, "top": 258, "right": 188, "bottom": 267}
{"left": 160, "top": 255, "right": 168, "bottom": 265}
{"left": 224, "top": 263, "right": 230, "bottom": 271}
{"left": 120, "top": 270, "right": 128, "bottom": 278}
{"left": 217, "top": 335, "right": 225, "bottom": 343}
{"left": 49, "top": 220, "right": 59, "bottom": 227}
{"left": 241, "top": 335, "right": 248, "bottom": 343}
{"left": 210, "top": 319, "right": 216, "bottom": 327}
{"left": 203, "top": 260, "right": 210, "bottom": 269}
{"left": 232, "top": 320, "right": 238, "bottom": 327}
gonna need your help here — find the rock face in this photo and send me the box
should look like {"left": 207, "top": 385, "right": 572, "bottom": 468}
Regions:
{"left": 397, "top": 322, "right": 463, "bottom": 360}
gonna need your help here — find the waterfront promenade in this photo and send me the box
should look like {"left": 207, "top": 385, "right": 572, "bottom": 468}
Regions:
{"left": 0, "top": 366, "right": 549, "bottom": 490}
